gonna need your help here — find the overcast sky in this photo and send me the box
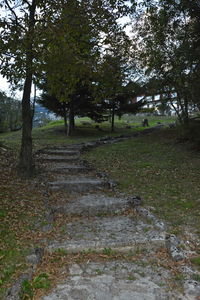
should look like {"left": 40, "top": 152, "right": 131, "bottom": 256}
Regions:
{"left": 0, "top": 76, "right": 9, "bottom": 90}
{"left": 0, "top": 76, "right": 23, "bottom": 98}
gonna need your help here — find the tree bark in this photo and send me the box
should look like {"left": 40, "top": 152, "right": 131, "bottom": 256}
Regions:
{"left": 64, "top": 113, "right": 68, "bottom": 129}
{"left": 18, "top": 0, "right": 36, "bottom": 177}
{"left": 18, "top": 74, "right": 34, "bottom": 176}
{"left": 67, "top": 103, "right": 75, "bottom": 136}
{"left": 111, "top": 101, "right": 115, "bottom": 132}
{"left": 63, "top": 105, "right": 68, "bottom": 133}
{"left": 31, "top": 83, "right": 37, "bottom": 128}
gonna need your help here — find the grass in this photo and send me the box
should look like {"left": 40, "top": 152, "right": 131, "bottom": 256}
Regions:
{"left": 0, "top": 115, "right": 175, "bottom": 151}
{"left": 83, "top": 128, "right": 200, "bottom": 237}
{"left": 102, "top": 248, "right": 117, "bottom": 256}
{"left": 0, "top": 148, "right": 48, "bottom": 298}
{"left": 191, "top": 256, "right": 200, "bottom": 267}
{"left": 20, "top": 273, "right": 50, "bottom": 300}
{"left": 192, "top": 274, "right": 200, "bottom": 282}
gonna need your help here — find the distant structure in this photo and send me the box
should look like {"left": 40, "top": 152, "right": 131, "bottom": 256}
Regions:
{"left": 132, "top": 92, "right": 197, "bottom": 116}
{"left": 33, "top": 104, "right": 57, "bottom": 127}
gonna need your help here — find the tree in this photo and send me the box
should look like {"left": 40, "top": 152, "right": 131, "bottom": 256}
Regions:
{"left": 132, "top": 0, "right": 200, "bottom": 124}
{"left": 96, "top": 28, "right": 135, "bottom": 132}
{"left": 114, "top": 81, "right": 146, "bottom": 119}
{"left": 0, "top": 91, "right": 21, "bottom": 132}
{"left": 0, "top": 0, "right": 45, "bottom": 176}
{"left": 43, "top": 0, "right": 132, "bottom": 134}
{"left": 38, "top": 79, "right": 110, "bottom": 130}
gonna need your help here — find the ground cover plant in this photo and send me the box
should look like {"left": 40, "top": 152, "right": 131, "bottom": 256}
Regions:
{"left": 84, "top": 127, "right": 200, "bottom": 242}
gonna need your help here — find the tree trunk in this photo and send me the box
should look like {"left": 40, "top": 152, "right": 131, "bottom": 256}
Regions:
{"left": 64, "top": 113, "right": 68, "bottom": 130}
{"left": 18, "top": 74, "right": 34, "bottom": 176}
{"left": 63, "top": 105, "right": 68, "bottom": 132}
{"left": 18, "top": 0, "right": 36, "bottom": 177}
{"left": 183, "top": 97, "right": 189, "bottom": 126}
{"left": 111, "top": 101, "right": 115, "bottom": 133}
{"left": 67, "top": 104, "right": 75, "bottom": 136}
{"left": 31, "top": 83, "right": 37, "bottom": 128}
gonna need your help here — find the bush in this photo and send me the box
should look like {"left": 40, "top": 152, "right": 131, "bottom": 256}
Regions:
{"left": 177, "top": 118, "right": 200, "bottom": 148}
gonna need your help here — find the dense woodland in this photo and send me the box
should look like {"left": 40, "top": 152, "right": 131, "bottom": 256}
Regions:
{"left": 0, "top": 0, "right": 200, "bottom": 176}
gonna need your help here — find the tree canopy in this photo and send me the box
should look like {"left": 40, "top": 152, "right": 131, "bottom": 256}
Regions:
{"left": 132, "top": 0, "right": 200, "bottom": 123}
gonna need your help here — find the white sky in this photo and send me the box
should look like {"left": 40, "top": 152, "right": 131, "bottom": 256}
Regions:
{"left": 0, "top": 76, "right": 10, "bottom": 92}
{"left": 0, "top": 76, "right": 23, "bottom": 98}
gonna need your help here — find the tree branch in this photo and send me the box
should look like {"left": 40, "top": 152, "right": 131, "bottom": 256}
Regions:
{"left": 4, "top": 0, "right": 26, "bottom": 30}
{"left": 22, "top": 0, "right": 31, "bottom": 8}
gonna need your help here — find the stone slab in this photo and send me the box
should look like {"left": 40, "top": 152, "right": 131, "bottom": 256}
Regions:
{"left": 52, "top": 194, "right": 130, "bottom": 216}
{"left": 42, "top": 261, "right": 185, "bottom": 300}
{"left": 48, "top": 178, "right": 106, "bottom": 193}
{"left": 47, "top": 216, "right": 166, "bottom": 253}
{"left": 40, "top": 155, "right": 80, "bottom": 163}
{"left": 41, "top": 150, "right": 80, "bottom": 156}
{"left": 47, "top": 163, "right": 91, "bottom": 174}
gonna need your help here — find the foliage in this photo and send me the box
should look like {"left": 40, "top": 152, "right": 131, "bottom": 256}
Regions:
{"left": 41, "top": 0, "right": 134, "bottom": 135}
{"left": 102, "top": 248, "right": 116, "bottom": 256}
{"left": 191, "top": 257, "right": 200, "bottom": 267}
{"left": 21, "top": 273, "right": 50, "bottom": 299}
{"left": 0, "top": 0, "right": 48, "bottom": 175}
{"left": 177, "top": 117, "right": 200, "bottom": 149}
{"left": 0, "top": 91, "right": 21, "bottom": 132}
{"left": 44, "top": 0, "right": 98, "bottom": 101}
{"left": 38, "top": 80, "right": 109, "bottom": 126}
{"left": 39, "top": 18, "right": 144, "bottom": 133}
{"left": 132, "top": 0, "right": 200, "bottom": 124}
{"left": 96, "top": 29, "right": 144, "bottom": 131}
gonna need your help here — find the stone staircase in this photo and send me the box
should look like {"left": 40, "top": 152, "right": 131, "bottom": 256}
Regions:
{"left": 34, "top": 142, "right": 200, "bottom": 299}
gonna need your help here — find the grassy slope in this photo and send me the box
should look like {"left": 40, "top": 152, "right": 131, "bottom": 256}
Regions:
{"left": 84, "top": 128, "right": 200, "bottom": 238}
{"left": 0, "top": 115, "right": 175, "bottom": 151}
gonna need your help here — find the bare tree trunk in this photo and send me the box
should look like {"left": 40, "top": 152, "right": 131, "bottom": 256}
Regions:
{"left": 183, "top": 97, "right": 189, "bottom": 126}
{"left": 18, "top": 0, "right": 36, "bottom": 177}
{"left": 64, "top": 113, "right": 68, "bottom": 129}
{"left": 67, "top": 104, "right": 75, "bottom": 136}
{"left": 31, "top": 83, "right": 37, "bottom": 128}
{"left": 63, "top": 105, "right": 68, "bottom": 133}
{"left": 111, "top": 101, "right": 115, "bottom": 133}
{"left": 18, "top": 74, "right": 34, "bottom": 176}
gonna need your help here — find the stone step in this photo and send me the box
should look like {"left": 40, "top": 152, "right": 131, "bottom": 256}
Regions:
{"left": 52, "top": 194, "right": 130, "bottom": 216}
{"left": 61, "top": 145, "right": 83, "bottom": 151}
{"left": 40, "top": 155, "right": 80, "bottom": 163}
{"left": 48, "top": 163, "right": 92, "bottom": 174}
{"left": 48, "top": 177, "right": 107, "bottom": 193}
{"left": 42, "top": 261, "right": 185, "bottom": 300}
{"left": 47, "top": 216, "right": 166, "bottom": 253}
{"left": 41, "top": 149, "right": 80, "bottom": 156}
